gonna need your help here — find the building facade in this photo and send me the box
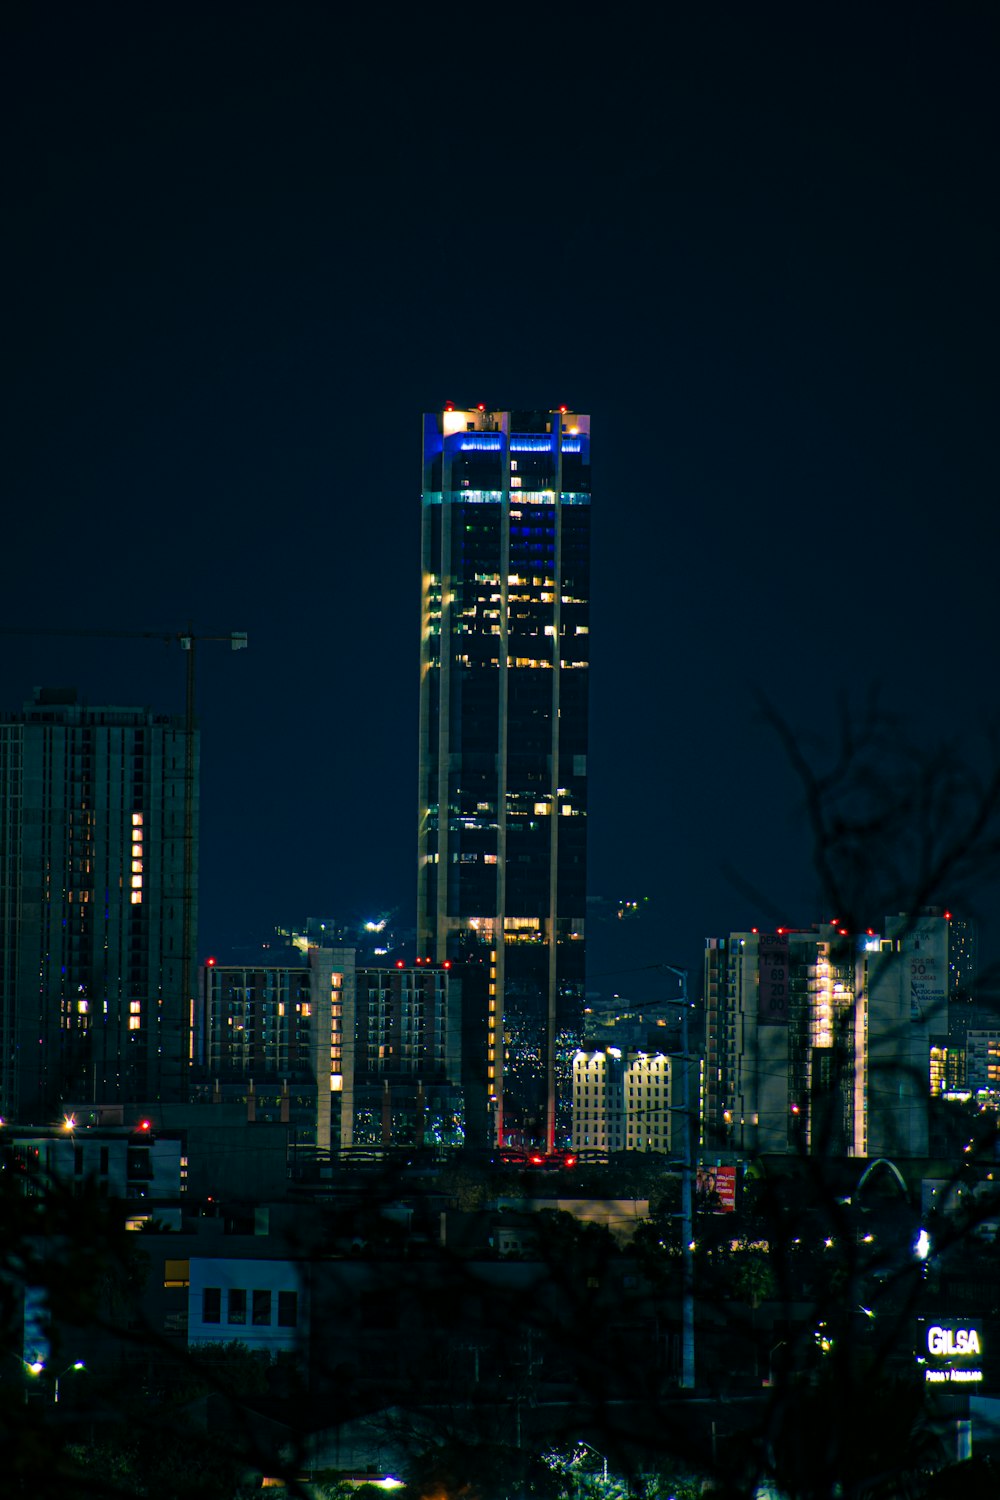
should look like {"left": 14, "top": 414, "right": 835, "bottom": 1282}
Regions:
{"left": 704, "top": 915, "right": 947, "bottom": 1159}
{"left": 572, "top": 1045, "right": 678, "bottom": 1155}
{"left": 417, "top": 406, "right": 590, "bottom": 1151}
{"left": 0, "top": 689, "right": 194, "bottom": 1122}
{"left": 196, "top": 950, "right": 463, "bottom": 1154}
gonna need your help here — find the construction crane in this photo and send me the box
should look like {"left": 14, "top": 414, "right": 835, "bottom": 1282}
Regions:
{"left": 0, "top": 625, "right": 247, "bottom": 1090}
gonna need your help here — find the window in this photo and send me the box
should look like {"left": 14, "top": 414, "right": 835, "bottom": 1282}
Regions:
{"left": 228, "top": 1288, "right": 247, "bottom": 1325}
{"left": 253, "top": 1289, "right": 272, "bottom": 1326}
{"left": 203, "top": 1287, "right": 221, "bottom": 1324}
{"left": 277, "top": 1291, "right": 298, "bottom": 1328}
{"left": 164, "top": 1259, "right": 190, "bottom": 1289}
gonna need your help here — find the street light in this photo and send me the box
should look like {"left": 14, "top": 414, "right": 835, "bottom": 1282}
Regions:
{"left": 53, "top": 1360, "right": 85, "bottom": 1404}
{"left": 571, "top": 1439, "right": 609, "bottom": 1487}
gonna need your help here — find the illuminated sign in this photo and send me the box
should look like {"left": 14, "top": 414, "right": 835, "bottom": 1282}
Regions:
{"left": 920, "top": 1319, "right": 984, "bottom": 1385}
{"left": 928, "top": 1326, "right": 980, "bottom": 1358}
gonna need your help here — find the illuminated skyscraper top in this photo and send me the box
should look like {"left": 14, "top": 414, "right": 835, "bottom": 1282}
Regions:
{"left": 417, "top": 406, "right": 590, "bottom": 1150}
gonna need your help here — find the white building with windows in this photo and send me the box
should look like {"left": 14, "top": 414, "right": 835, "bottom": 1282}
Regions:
{"left": 187, "top": 1256, "right": 306, "bottom": 1355}
{"left": 572, "top": 1045, "right": 677, "bottom": 1154}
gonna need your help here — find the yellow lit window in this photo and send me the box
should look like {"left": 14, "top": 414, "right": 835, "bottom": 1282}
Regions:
{"left": 164, "top": 1259, "right": 190, "bottom": 1288}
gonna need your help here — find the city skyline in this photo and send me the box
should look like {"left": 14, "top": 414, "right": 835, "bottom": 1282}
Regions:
{"left": 4, "top": 9, "right": 999, "bottom": 993}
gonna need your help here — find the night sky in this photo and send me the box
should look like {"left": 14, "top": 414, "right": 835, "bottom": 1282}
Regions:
{"left": 5, "top": 6, "right": 999, "bottom": 998}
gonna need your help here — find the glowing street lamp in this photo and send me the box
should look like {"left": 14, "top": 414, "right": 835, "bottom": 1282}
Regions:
{"left": 53, "top": 1360, "right": 85, "bottom": 1404}
{"left": 571, "top": 1439, "right": 609, "bottom": 1487}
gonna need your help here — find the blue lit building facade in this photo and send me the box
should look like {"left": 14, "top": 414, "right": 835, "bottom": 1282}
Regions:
{"left": 418, "top": 407, "right": 590, "bottom": 1150}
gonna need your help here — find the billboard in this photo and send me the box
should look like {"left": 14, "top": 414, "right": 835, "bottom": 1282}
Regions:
{"left": 697, "top": 1164, "right": 737, "bottom": 1213}
{"left": 758, "top": 934, "right": 790, "bottom": 1025}
{"left": 918, "top": 1318, "right": 984, "bottom": 1386}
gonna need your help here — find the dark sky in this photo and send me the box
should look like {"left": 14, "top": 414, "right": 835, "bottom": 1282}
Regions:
{"left": 4, "top": 5, "right": 999, "bottom": 997}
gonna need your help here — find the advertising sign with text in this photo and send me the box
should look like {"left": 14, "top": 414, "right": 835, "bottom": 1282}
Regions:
{"left": 758, "top": 934, "right": 790, "bottom": 1025}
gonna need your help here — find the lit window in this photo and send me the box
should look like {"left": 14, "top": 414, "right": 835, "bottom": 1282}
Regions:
{"left": 164, "top": 1259, "right": 190, "bottom": 1289}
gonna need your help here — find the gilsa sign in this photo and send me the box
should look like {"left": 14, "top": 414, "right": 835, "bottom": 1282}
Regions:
{"left": 921, "top": 1321, "right": 985, "bottom": 1385}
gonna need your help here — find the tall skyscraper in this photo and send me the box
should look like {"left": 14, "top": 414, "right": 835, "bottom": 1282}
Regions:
{"left": 417, "top": 406, "right": 590, "bottom": 1150}
{"left": 0, "top": 688, "right": 195, "bottom": 1122}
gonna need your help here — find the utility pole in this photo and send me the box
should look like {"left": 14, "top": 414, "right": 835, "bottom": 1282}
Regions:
{"left": 660, "top": 963, "right": 696, "bottom": 1391}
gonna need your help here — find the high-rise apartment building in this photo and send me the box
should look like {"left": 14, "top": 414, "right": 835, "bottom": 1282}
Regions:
{"left": 196, "top": 950, "right": 463, "bottom": 1153}
{"left": 704, "top": 915, "right": 947, "bottom": 1159}
{"left": 0, "top": 688, "right": 194, "bottom": 1122}
{"left": 417, "top": 406, "right": 590, "bottom": 1151}
{"left": 573, "top": 1044, "right": 679, "bottom": 1155}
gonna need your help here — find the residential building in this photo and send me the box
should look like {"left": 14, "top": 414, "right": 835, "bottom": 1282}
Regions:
{"left": 417, "top": 406, "right": 590, "bottom": 1152}
{"left": 572, "top": 1044, "right": 678, "bottom": 1155}
{"left": 867, "top": 912, "right": 948, "bottom": 1158}
{"left": 944, "top": 911, "right": 980, "bottom": 1088}
{"left": 704, "top": 915, "right": 947, "bottom": 1159}
{"left": 0, "top": 1117, "right": 184, "bottom": 1229}
{"left": 0, "top": 688, "right": 194, "bottom": 1122}
{"left": 961, "top": 1027, "right": 1000, "bottom": 1103}
{"left": 196, "top": 949, "right": 462, "bottom": 1154}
